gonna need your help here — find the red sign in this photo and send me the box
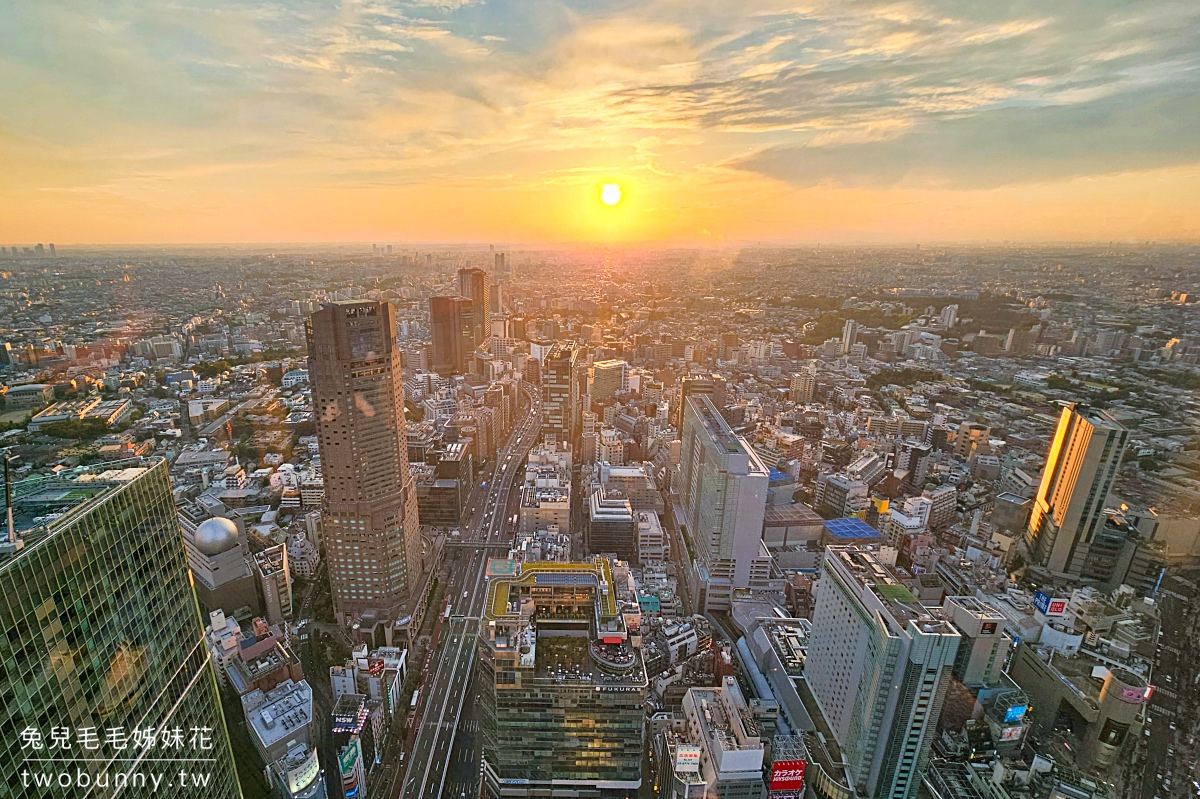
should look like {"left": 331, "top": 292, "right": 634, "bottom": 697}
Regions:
{"left": 1048, "top": 599, "right": 1067, "bottom": 615}
{"left": 770, "top": 759, "right": 806, "bottom": 792}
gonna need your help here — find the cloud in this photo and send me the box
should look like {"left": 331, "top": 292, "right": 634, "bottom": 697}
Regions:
{"left": 732, "top": 84, "right": 1200, "bottom": 188}
{"left": 0, "top": 0, "right": 1198, "bottom": 217}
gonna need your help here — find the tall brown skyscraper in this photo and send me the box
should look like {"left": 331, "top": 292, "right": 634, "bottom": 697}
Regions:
{"left": 429, "top": 294, "right": 476, "bottom": 376}
{"left": 457, "top": 266, "right": 492, "bottom": 344}
{"left": 307, "top": 300, "right": 422, "bottom": 643}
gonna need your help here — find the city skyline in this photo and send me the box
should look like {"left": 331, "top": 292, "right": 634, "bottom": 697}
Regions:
{"left": 3, "top": 1, "right": 1199, "bottom": 245}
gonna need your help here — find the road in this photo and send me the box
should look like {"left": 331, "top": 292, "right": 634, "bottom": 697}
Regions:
{"left": 1132, "top": 572, "right": 1200, "bottom": 799}
{"left": 197, "top": 394, "right": 265, "bottom": 437}
{"left": 396, "top": 383, "right": 542, "bottom": 799}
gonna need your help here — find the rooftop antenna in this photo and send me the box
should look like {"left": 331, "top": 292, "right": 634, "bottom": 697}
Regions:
{"left": 0, "top": 454, "right": 23, "bottom": 553}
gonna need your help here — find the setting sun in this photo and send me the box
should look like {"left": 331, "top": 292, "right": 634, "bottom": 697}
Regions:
{"left": 600, "top": 183, "right": 623, "bottom": 206}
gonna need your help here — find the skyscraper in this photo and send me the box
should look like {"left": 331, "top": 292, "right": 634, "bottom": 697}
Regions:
{"left": 0, "top": 461, "right": 242, "bottom": 799}
{"left": 307, "top": 300, "right": 422, "bottom": 642}
{"left": 429, "top": 295, "right": 476, "bottom": 376}
{"left": 806, "top": 546, "right": 961, "bottom": 799}
{"left": 540, "top": 341, "right": 578, "bottom": 446}
{"left": 457, "top": 267, "right": 492, "bottom": 346}
{"left": 477, "top": 559, "right": 646, "bottom": 797}
{"left": 678, "top": 395, "right": 772, "bottom": 611}
{"left": 841, "top": 318, "right": 858, "bottom": 354}
{"left": 1025, "top": 404, "right": 1128, "bottom": 578}
{"left": 590, "top": 358, "right": 627, "bottom": 402}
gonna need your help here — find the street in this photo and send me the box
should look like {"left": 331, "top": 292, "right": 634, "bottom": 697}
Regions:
{"left": 1132, "top": 572, "right": 1200, "bottom": 799}
{"left": 395, "top": 384, "right": 542, "bottom": 799}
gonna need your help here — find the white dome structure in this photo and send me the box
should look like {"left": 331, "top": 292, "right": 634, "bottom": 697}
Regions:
{"left": 193, "top": 517, "right": 240, "bottom": 557}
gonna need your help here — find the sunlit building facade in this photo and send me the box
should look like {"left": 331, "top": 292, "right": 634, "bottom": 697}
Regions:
{"left": 1025, "top": 404, "right": 1128, "bottom": 579}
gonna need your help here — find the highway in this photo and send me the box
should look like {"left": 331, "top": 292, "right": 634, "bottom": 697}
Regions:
{"left": 397, "top": 383, "right": 542, "bottom": 799}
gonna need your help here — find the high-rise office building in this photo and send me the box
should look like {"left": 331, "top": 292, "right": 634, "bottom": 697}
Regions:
{"left": 674, "top": 375, "right": 726, "bottom": 432}
{"left": 540, "top": 341, "right": 579, "bottom": 446}
{"left": 841, "top": 319, "right": 858, "bottom": 354}
{"left": 307, "top": 301, "right": 422, "bottom": 642}
{"left": 0, "top": 461, "right": 242, "bottom": 799}
{"left": 586, "top": 487, "right": 637, "bottom": 562}
{"left": 429, "top": 295, "right": 476, "bottom": 376}
{"left": 806, "top": 546, "right": 961, "bottom": 799}
{"left": 457, "top": 267, "right": 492, "bottom": 346}
{"left": 590, "top": 358, "right": 627, "bottom": 402}
{"left": 478, "top": 559, "right": 646, "bottom": 797}
{"left": 678, "top": 395, "right": 772, "bottom": 611}
{"left": 1025, "top": 404, "right": 1128, "bottom": 578}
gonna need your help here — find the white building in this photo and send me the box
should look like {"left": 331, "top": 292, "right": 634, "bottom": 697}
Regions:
{"left": 681, "top": 677, "right": 767, "bottom": 798}
{"left": 806, "top": 547, "right": 961, "bottom": 799}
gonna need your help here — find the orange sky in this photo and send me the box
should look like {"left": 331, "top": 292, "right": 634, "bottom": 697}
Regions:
{"left": 1, "top": 0, "right": 1198, "bottom": 245}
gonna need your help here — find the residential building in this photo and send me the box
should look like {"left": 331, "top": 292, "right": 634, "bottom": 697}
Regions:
{"left": 1025, "top": 404, "right": 1128, "bottom": 580}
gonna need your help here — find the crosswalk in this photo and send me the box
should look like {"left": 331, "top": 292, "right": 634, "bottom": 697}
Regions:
{"left": 444, "top": 781, "right": 477, "bottom": 798}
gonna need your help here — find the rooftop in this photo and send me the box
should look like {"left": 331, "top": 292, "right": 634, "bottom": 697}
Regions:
{"left": 823, "top": 517, "right": 883, "bottom": 539}
{"left": 244, "top": 679, "right": 313, "bottom": 750}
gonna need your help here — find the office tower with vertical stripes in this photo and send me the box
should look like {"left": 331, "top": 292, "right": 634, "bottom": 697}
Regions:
{"left": 1025, "top": 404, "right": 1128, "bottom": 579}
{"left": 540, "top": 341, "right": 578, "bottom": 447}
{"left": 678, "top": 394, "right": 772, "bottom": 611}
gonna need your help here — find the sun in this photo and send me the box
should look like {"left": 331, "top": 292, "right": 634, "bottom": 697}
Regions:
{"left": 600, "top": 183, "right": 622, "bottom": 206}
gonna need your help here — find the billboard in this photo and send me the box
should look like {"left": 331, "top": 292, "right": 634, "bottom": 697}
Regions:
{"left": 285, "top": 747, "right": 321, "bottom": 795}
{"left": 1000, "top": 724, "right": 1027, "bottom": 742}
{"left": 675, "top": 745, "right": 701, "bottom": 773}
{"left": 770, "top": 759, "right": 806, "bottom": 792}
{"left": 1033, "top": 591, "right": 1068, "bottom": 616}
{"left": 339, "top": 738, "right": 362, "bottom": 798}
{"left": 1004, "top": 704, "right": 1028, "bottom": 722}
{"left": 1119, "top": 685, "right": 1149, "bottom": 704}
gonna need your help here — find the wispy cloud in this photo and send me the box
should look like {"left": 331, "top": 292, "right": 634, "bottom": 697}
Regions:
{"left": 0, "top": 0, "right": 1197, "bottom": 240}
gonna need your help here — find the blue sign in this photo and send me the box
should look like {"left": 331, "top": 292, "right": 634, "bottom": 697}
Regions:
{"left": 1004, "top": 704, "right": 1028, "bottom": 723}
{"left": 1033, "top": 591, "right": 1051, "bottom": 614}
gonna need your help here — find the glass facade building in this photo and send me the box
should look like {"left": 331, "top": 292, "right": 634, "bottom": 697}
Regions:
{"left": 477, "top": 560, "right": 646, "bottom": 798}
{"left": 0, "top": 460, "right": 242, "bottom": 799}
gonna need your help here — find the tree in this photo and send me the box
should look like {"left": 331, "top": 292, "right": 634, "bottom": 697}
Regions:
{"left": 41, "top": 418, "right": 110, "bottom": 441}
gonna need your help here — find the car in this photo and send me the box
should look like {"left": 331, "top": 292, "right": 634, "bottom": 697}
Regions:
{"left": 463, "top": 590, "right": 468, "bottom": 598}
